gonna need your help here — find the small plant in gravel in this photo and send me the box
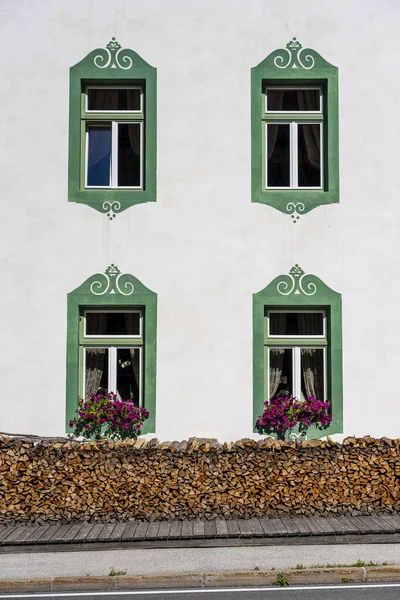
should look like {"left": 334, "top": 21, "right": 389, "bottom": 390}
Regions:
{"left": 69, "top": 391, "right": 149, "bottom": 440}
{"left": 109, "top": 567, "right": 127, "bottom": 576}
{"left": 255, "top": 396, "right": 332, "bottom": 439}
{"left": 274, "top": 572, "right": 289, "bottom": 587}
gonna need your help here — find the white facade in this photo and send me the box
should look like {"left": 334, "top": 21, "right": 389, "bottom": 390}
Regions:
{"left": 1, "top": 0, "right": 399, "bottom": 440}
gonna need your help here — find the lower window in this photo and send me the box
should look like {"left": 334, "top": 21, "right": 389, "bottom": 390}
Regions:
{"left": 252, "top": 267, "right": 343, "bottom": 436}
{"left": 81, "top": 310, "right": 143, "bottom": 404}
{"left": 266, "top": 310, "right": 327, "bottom": 400}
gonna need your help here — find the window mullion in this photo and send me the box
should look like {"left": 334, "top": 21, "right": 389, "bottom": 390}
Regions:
{"left": 139, "top": 347, "right": 143, "bottom": 407}
{"left": 291, "top": 122, "right": 298, "bottom": 188}
{"left": 293, "top": 347, "right": 301, "bottom": 399}
{"left": 84, "top": 127, "right": 89, "bottom": 188}
{"left": 109, "top": 346, "right": 117, "bottom": 394}
{"left": 111, "top": 121, "right": 118, "bottom": 188}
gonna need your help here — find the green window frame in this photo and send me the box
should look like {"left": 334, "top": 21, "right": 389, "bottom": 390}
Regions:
{"left": 68, "top": 38, "right": 157, "bottom": 220}
{"left": 66, "top": 264, "right": 157, "bottom": 434}
{"left": 251, "top": 38, "right": 339, "bottom": 222}
{"left": 253, "top": 265, "right": 343, "bottom": 438}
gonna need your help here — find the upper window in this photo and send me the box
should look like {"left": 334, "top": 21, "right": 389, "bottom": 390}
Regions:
{"left": 265, "top": 87, "right": 323, "bottom": 189}
{"left": 253, "top": 265, "right": 343, "bottom": 438}
{"left": 251, "top": 38, "right": 339, "bottom": 222}
{"left": 66, "top": 265, "right": 157, "bottom": 434}
{"left": 84, "top": 87, "right": 144, "bottom": 189}
{"left": 69, "top": 39, "right": 157, "bottom": 219}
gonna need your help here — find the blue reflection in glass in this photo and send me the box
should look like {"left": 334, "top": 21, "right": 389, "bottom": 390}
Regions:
{"left": 87, "top": 127, "right": 111, "bottom": 186}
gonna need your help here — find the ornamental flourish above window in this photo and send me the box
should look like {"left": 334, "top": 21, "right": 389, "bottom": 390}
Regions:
{"left": 68, "top": 39, "right": 157, "bottom": 219}
{"left": 251, "top": 38, "right": 339, "bottom": 221}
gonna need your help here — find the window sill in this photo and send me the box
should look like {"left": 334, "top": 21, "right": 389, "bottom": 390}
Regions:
{"left": 68, "top": 187, "right": 156, "bottom": 219}
{"left": 251, "top": 187, "right": 339, "bottom": 221}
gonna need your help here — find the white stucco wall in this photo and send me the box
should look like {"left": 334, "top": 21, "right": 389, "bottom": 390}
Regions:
{"left": 0, "top": 0, "right": 399, "bottom": 440}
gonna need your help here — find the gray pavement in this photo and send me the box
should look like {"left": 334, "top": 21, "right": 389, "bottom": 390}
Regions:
{"left": 1, "top": 544, "right": 400, "bottom": 580}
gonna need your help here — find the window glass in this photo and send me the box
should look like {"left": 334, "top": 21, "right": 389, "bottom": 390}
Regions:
{"left": 267, "top": 124, "right": 290, "bottom": 187}
{"left": 85, "top": 312, "right": 140, "bottom": 337}
{"left": 301, "top": 348, "right": 324, "bottom": 399}
{"left": 269, "top": 348, "right": 292, "bottom": 399}
{"left": 87, "top": 88, "right": 141, "bottom": 111}
{"left": 118, "top": 123, "right": 141, "bottom": 187}
{"left": 269, "top": 312, "right": 324, "bottom": 336}
{"left": 87, "top": 125, "right": 111, "bottom": 186}
{"left": 266, "top": 89, "right": 320, "bottom": 112}
{"left": 298, "top": 124, "right": 321, "bottom": 187}
{"left": 117, "top": 348, "right": 140, "bottom": 404}
{"left": 268, "top": 347, "right": 325, "bottom": 400}
{"left": 85, "top": 348, "right": 109, "bottom": 396}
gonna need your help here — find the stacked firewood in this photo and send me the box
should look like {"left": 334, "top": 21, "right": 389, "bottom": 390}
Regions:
{"left": 0, "top": 435, "right": 399, "bottom": 523}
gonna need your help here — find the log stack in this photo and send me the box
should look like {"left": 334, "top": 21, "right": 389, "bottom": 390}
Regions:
{"left": 0, "top": 435, "right": 399, "bottom": 523}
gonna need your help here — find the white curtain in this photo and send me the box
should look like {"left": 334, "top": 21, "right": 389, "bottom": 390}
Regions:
{"left": 298, "top": 313, "right": 324, "bottom": 399}
{"left": 84, "top": 313, "right": 107, "bottom": 397}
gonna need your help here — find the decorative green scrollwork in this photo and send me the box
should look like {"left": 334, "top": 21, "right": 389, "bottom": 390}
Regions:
{"left": 103, "top": 201, "right": 121, "bottom": 220}
{"left": 94, "top": 38, "right": 135, "bottom": 70}
{"left": 274, "top": 37, "right": 315, "bottom": 70}
{"left": 90, "top": 264, "right": 135, "bottom": 296}
{"left": 286, "top": 202, "right": 305, "bottom": 223}
{"left": 276, "top": 265, "right": 318, "bottom": 296}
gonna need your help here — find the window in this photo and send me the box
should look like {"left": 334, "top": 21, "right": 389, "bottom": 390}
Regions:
{"left": 81, "top": 310, "right": 143, "bottom": 403}
{"left": 66, "top": 265, "right": 157, "bottom": 434}
{"left": 251, "top": 38, "right": 339, "bottom": 220}
{"left": 253, "top": 265, "right": 343, "bottom": 437}
{"left": 69, "top": 39, "right": 156, "bottom": 219}
{"left": 265, "top": 87, "right": 323, "bottom": 189}
{"left": 265, "top": 310, "right": 327, "bottom": 401}
{"left": 85, "top": 87, "right": 144, "bottom": 189}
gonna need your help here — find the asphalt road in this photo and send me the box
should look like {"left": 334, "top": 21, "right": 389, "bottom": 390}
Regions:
{"left": 2, "top": 585, "right": 400, "bottom": 600}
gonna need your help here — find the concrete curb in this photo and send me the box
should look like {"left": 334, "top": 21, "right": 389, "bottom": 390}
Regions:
{"left": 1, "top": 566, "right": 400, "bottom": 592}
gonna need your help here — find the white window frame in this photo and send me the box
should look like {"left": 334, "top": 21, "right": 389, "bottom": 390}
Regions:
{"left": 83, "top": 346, "right": 143, "bottom": 406}
{"left": 266, "top": 346, "right": 327, "bottom": 401}
{"left": 265, "top": 86, "right": 322, "bottom": 114}
{"left": 83, "top": 309, "right": 143, "bottom": 339}
{"left": 264, "top": 86, "right": 323, "bottom": 190}
{"left": 85, "top": 121, "right": 143, "bottom": 190}
{"left": 85, "top": 85, "right": 143, "bottom": 114}
{"left": 266, "top": 308, "right": 328, "bottom": 400}
{"left": 265, "top": 122, "right": 323, "bottom": 190}
{"left": 267, "top": 309, "right": 326, "bottom": 339}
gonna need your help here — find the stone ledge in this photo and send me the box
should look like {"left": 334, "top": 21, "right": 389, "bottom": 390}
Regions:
{"left": 0, "top": 566, "right": 400, "bottom": 593}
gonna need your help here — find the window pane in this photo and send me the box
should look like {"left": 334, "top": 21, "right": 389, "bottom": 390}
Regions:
{"left": 301, "top": 348, "right": 325, "bottom": 399}
{"left": 269, "top": 312, "right": 324, "bottom": 336}
{"left": 298, "top": 124, "right": 321, "bottom": 187}
{"left": 87, "top": 88, "right": 141, "bottom": 111}
{"left": 87, "top": 124, "right": 111, "bottom": 186}
{"left": 85, "top": 348, "right": 108, "bottom": 397}
{"left": 267, "top": 89, "right": 320, "bottom": 112}
{"left": 117, "top": 348, "right": 140, "bottom": 404}
{"left": 269, "top": 348, "right": 293, "bottom": 399}
{"left": 86, "top": 312, "right": 140, "bottom": 337}
{"left": 117, "top": 123, "right": 141, "bottom": 187}
{"left": 267, "top": 124, "right": 290, "bottom": 187}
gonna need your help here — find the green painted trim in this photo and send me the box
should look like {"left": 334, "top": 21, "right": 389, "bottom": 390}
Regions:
{"left": 66, "top": 264, "right": 157, "bottom": 434}
{"left": 251, "top": 38, "right": 339, "bottom": 221}
{"left": 253, "top": 264, "right": 343, "bottom": 438}
{"left": 68, "top": 38, "right": 157, "bottom": 219}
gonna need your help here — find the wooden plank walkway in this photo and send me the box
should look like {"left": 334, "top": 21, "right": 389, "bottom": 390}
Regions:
{"left": 1, "top": 514, "right": 400, "bottom": 547}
